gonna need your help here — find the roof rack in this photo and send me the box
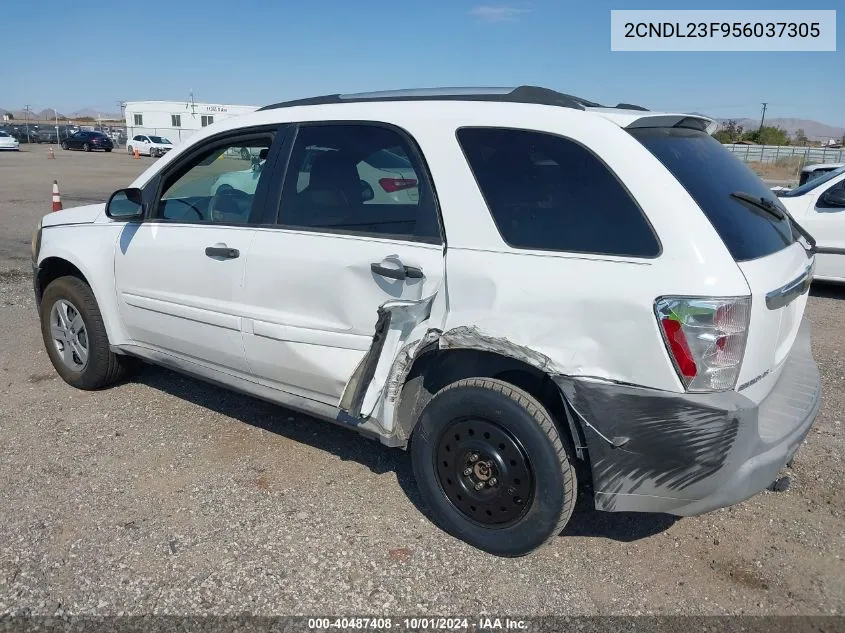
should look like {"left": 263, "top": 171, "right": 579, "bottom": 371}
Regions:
{"left": 258, "top": 85, "right": 648, "bottom": 112}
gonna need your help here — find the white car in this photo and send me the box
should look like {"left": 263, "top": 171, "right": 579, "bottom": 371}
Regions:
{"left": 0, "top": 130, "right": 20, "bottom": 151}
{"left": 127, "top": 134, "right": 174, "bottom": 158}
{"left": 777, "top": 165, "right": 845, "bottom": 283}
{"left": 211, "top": 146, "right": 420, "bottom": 206}
{"left": 31, "top": 86, "right": 821, "bottom": 556}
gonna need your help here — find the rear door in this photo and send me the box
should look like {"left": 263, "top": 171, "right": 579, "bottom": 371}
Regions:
{"left": 240, "top": 122, "right": 444, "bottom": 407}
{"left": 630, "top": 127, "right": 812, "bottom": 401}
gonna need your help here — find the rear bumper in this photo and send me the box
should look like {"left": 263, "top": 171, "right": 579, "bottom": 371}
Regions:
{"left": 554, "top": 317, "right": 820, "bottom": 515}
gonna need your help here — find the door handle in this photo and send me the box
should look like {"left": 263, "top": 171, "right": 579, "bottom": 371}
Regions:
{"left": 205, "top": 246, "right": 240, "bottom": 259}
{"left": 370, "top": 262, "right": 424, "bottom": 280}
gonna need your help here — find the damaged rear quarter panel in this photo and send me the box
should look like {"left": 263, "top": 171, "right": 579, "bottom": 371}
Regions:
{"left": 440, "top": 248, "right": 709, "bottom": 392}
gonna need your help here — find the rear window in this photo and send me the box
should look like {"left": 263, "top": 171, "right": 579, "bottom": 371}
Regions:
{"left": 629, "top": 127, "right": 795, "bottom": 262}
{"left": 366, "top": 148, "right": 412, "bottom": 170}
{"left": 457, "top": 128, "right": 660, "bottom": 257}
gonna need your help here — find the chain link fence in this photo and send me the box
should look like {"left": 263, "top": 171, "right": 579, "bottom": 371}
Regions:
{"left": 724, "top": 144, "right": 845, "bottom": 166}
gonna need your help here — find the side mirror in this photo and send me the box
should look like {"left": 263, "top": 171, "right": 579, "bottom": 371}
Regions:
{"left": 106, "top": 188, "right": 144, "bottom": 220}
{"left": 360, "top": 179, "right": 374, "bottom": 202}
{"left": 821, "top": 188, "right": 845, "bottom": 208}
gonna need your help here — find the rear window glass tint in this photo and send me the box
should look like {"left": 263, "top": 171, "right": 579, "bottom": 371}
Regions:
{"left": 629, "top": 127, "right": 795, "bottom": 262}
{"left": 457, "top": 128, "right": 660, "bottom": 257}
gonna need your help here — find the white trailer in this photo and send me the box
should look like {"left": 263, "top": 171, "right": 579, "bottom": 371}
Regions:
{"left": 124, "top": 100, "right": 258, "bottom": 146}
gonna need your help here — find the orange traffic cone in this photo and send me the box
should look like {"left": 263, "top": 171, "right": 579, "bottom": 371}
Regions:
{"left": 133, "top": 147, "right": 139, "bottom": 159}
{"left": 47, "top": 147, "right": 55, "bottom": 159}
{"left": 52, "top": 180, "right": 63, "bottom": 212}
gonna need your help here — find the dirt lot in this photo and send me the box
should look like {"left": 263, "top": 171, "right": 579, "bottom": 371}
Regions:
{"left": 0, "top": 147, "right": 844, "bottom": 616}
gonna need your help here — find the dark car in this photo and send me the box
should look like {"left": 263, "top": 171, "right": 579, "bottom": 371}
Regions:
{"left": 61, "top": 131, "right": 114, "bottom": 152}
{"left": 35, "top": 128, "right": 59, "bottom": 144}
{"left": 10, "top": 127, "right": 39, "bottom": 143}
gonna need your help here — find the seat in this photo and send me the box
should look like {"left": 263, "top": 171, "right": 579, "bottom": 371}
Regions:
{"left": 300, "top": 152, "right": 362, "bottom": 207}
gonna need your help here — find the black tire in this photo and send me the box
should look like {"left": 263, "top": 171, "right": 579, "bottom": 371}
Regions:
{"left": 127, "top": 145, "right": 133, "bottom": 155}
{"left": 105, "top": 148, "right": 112, "bottom": 153}
{"left": 61, "top": 141, "right": 68, "bottom": 150}
{"left": 411, "top": 377, "right": 577, "bottom": 556}
{"left": 40, "top": 276, "right": 131, "bottom": 390}
{"left": 150, "top": 148, "right": 158, "bottom": 158}
{"left": 83, "top": 142, "right": 90, "bottom": 152}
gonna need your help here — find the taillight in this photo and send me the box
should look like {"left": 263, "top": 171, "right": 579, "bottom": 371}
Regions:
{"left": 655, "top": 296, "right": 751, "bottom": 392}
{"left": 379, "top": 178, "right": 417, "bottom": 193}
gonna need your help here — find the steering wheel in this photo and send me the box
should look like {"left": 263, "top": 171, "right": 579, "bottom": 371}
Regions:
{"left": 210, "top": 186, "right": 251, "bottom": 221}
{"left": 164, "top": 197, "right": 205, "bottom": 221}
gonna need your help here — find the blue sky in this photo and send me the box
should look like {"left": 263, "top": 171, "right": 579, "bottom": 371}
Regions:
{"left": 2, "top": 0, "right": 843, "bottom": 126}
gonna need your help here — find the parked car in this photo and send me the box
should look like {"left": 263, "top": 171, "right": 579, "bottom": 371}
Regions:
{"left": 127, "top": 134, "right": 174, "bottom": 157}
{"left": 0, "top": 130, "right": 20, "bottom": 150}
{"left": 10, "top": 127, "right": 38, "bottom": 143}
{"left": 32, "top": 86, "right": 821, "bottom": 556}
{"left": 35, "top": 128, "right": 61, "bottom": 144}
{"left": 798, "top": 162, "right": 845, "bottom": 186}
{"left": 777, "top": 165, "right": 845, "bottom": 283}
{"left": 211, "top": 146, "right": 419, "bottom": 205}
{"left": 61, "top": 131, "right": 114, "bottom": 152}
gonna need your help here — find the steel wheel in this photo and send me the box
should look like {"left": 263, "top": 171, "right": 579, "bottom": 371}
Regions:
{"left": 435, "top": 418, "right": 534, "bottom": 526}
{"left": 49, "top": 299, "right": 89, "bottom": 371}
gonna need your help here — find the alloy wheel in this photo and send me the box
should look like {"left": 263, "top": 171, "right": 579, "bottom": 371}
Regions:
{"left": 49, "top": 299, "right": 89, "bottom": 371}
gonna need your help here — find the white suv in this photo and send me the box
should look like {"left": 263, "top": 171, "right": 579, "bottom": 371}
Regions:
{"left": 31, "top": 86, "right": 821, "bottom": 556}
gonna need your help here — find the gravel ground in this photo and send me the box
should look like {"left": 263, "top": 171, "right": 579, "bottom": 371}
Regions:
{"left": 1, "top": 148, "right": 844, "bottom": 617}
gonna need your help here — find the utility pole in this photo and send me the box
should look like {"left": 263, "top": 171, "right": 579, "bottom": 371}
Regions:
{"left": 758, "top": 102, "right": 768, "bottom": 134}
{"left": 24, "top": 104, "right": 31, "bottom": 142}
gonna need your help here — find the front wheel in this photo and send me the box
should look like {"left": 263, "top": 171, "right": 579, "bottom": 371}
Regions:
{"left": 83, "top": 142, "right": 90, "bottom": 152}
{"left": 150, "top": 148, "right": 158, "bottom": 158}
{"left": 104, "top": 148, "right": 112, "bottom": 153}
{"left": 411, "top": 378, "right": 577, "bottom": 557}
{"left": 40, "top": 276, "right": 133, "bottom": 390}
{"left": 61, "top": 141, "right": 68, "bottom": 150}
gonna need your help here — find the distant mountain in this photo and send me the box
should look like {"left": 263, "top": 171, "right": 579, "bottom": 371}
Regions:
{"left": 0, "top": 107, "right": 121, "bottom": 120}
{"left": 716, "top": 117, "right": 844, "bottom": 141}
{"left": 36, "top": 108, "right": 64, "bottom": 120}
{"left": 69, "top": 108, "right": 121, "bottom": 119}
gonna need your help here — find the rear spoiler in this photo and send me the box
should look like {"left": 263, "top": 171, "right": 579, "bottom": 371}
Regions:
{"left": 586, "top": 108, "right": 717, "bottom": 135}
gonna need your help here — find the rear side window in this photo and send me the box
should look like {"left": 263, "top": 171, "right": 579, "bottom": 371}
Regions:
{"left": 629, "top": 127, "right": 795, "bottom": 262}
{"left": 457, "top": 128, "right": 660, "bottom": 257}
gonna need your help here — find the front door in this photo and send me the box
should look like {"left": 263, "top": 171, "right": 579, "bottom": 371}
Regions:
{"left": 114, "top": 128, "right": 281, "bottom": 374}
{"left": 240, "top": 122, "right": 445, "bottom": 405}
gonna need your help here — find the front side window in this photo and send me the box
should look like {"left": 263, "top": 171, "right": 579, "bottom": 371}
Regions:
{"left": 457, "top": 127, "right": 660, "bottom": 257}
{"left": 156, "top": 137, "right": 273, "bottom": 224}
{"left": 278, "top": 124, "right": 440, "bottom": 242}
{"left": 171, "top": 114, "right": 182, "bottom": 127}
{"left": 133, "top": 114, "right": 143, "bottom": 126}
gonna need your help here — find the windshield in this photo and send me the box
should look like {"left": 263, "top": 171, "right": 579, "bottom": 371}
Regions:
{"left": 630, "top": 127, "right": 795, "bottom": 262}
{"left": 149, "top": 136, "right": 171, "bottom": 144}
{"left": 781, "top": 166, "right": 845, "bottom": 198}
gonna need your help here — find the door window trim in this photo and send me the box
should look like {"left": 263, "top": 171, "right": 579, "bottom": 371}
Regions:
{"left": 268, "top": 120, "right": 445, "bottom": 245}
{"left": 140, "top": 124, "right": 289, "bottom": 227}
{"left": 817, "top": 175, "right": 845, "bottom": 209}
